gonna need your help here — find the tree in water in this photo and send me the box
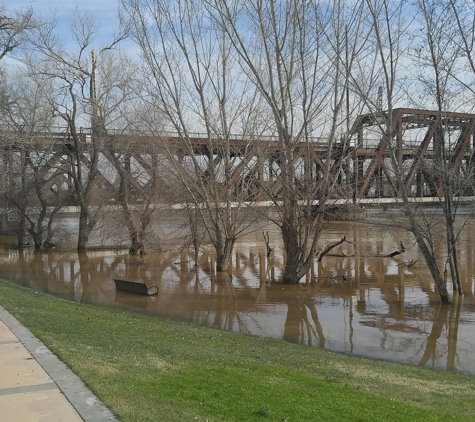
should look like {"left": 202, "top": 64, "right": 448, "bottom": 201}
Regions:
{"left": 121, "top": 0, "right": 260, "bottom": 270}
{"left": 24, "top": 11, "right": 129, "bottom": 250}
{"left": 204, "top": 0, "right": 366, "bottom": 282}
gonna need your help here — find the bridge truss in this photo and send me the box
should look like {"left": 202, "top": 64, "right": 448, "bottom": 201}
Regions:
{"left": 1, "top": 108, "right": 475, "bottom": 208}
{"left": 349, "top": 108, "right": 475, "bottom": 201}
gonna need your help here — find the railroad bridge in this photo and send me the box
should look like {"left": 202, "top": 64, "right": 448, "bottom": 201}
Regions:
{"left": 2, "top": 108, "right": 475, "bottom": 207}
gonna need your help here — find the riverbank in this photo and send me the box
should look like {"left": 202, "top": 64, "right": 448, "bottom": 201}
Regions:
{"left": 1, "top": 279, "right": 474, "bottom": 421}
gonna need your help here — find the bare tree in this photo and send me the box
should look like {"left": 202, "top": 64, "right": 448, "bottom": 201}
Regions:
{"left": 0, "top": 67, "right": 74, "bottom": 248}
{"left": 0, "top": 6, "right": 33, "bottom": 60}
{"left": 442, "top": 0, "right": 475, "bottom": 293}
{"left": 348, "top": 0, "right": 453, "bottom": 302}
{"left": 121, "top": 0, "right": 260, "bottom": 271}
{"left": 412, "top": 0, "right": 470, "bottom": 296}
{"left": 0, "top": 6, "right": 36, "bottom": 243}
{"left": 203, "top": 0, "right": 367, "bottom": 282}
{"left": 22, "top": 10, "right": 129, "bottom": 250}
{"left": 104, "top": 133, "right": 167, "bottom": 254}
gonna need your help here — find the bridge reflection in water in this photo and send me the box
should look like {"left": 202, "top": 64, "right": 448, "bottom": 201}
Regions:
{"left": 1, "top": 221, "right": 475, "bottom": 375}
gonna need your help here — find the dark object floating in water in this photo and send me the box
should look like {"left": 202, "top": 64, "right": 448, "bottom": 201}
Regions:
{"left": 113, "top": 278, "right": 159, "bottom": 296}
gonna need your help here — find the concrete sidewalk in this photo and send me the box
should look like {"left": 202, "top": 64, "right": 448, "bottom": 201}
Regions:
{"left": 0, "top": 306, "right": 118, "bottom": 422}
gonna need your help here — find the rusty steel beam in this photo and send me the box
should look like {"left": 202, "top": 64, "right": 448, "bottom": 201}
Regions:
{"left": 450, "top": 117, "right": 475, "bottom": 169}
{"left": 4, "top": 108, "right": 475, "bottom": 205}
{"left": 350, "top": 108, "right": 475, "bottom": 200}
{"left": 355, "top": 109, "right": 404, "bottom": 199}
{"left": 404, "top": 119, "right": 438, "bottom": 188}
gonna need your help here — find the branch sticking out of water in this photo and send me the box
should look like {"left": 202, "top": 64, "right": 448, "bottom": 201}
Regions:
{"left": 261, "top": 230, "right": 273, "bottom": 257}
{"left": 385, "top": 241, "right": 406, "bottom": 257}
{"left": 317, "top": 236, "right": 349, "bottom": 262}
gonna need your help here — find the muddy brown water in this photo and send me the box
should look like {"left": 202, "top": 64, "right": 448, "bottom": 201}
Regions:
{"left": 1, "top": 221, "right": 475, "bottom": 375}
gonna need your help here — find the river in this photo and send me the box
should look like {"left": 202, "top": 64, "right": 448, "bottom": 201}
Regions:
{"left": 1, "top": 219, "right": 475, "bottom": 375}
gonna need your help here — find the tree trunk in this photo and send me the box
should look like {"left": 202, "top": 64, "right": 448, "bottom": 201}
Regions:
{"left": 29, "top": 228, "right": 42, "bottom": 250}
{"left": 412, "top": 228, "right": 451, "bottom": 304}
{"left": 77, "top": 209, "right": 92, "bottom": 250}
{"left": 44, "top": 205, "right": 63, "bottom": 249}
{"left": 446, "top": 222, "right": 462, "bottom": 295}
{"left": 282, "top": 258, "right": 302, "bottom": 284}
{"left": 281, "top": 219, "right": 303, "bottom": 284}
{"left": 215, "top": 237, "right": 235, "bottom": 272}
{"left": 186, "top": 205, "right": 201, "bottom": 266}
{"left": 129, "top": 231, "right": 145, "bottom": 255}
{"left": 28, "top": 213, "right": 45, "bottom": 250}
{"left": 16, "top": 214, "right": 26, "bottom": 246}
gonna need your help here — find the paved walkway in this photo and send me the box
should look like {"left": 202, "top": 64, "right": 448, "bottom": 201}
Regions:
{"left": 0, "top": 306, "right": 118, "bottom": 422}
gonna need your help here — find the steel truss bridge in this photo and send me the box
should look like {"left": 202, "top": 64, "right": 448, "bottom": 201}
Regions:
{"left": 2, "top": 108, "right": 475, "bottom": 207}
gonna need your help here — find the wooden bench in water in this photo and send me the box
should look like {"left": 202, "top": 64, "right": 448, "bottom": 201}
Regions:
{"left": 113, "top": 278, "right": 159, "bottom": 296}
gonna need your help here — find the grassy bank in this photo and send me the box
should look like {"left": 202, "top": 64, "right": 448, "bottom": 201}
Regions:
{"left": 1, "top": 279, "right": 474, "bottom": 421}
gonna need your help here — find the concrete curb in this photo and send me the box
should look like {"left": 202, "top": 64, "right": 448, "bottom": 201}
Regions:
{"left": 0, "top": 306, "right": 119, "bottom": 422}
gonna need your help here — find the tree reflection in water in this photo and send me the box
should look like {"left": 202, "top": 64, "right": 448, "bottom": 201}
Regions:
{"left": 419, "top": 297, "right": 462, "bottom": 372}
{"left": 1, "top": 222, "right": 475, "bottom": 375}
{"left": 281, "top": 285, "right": 325, "bottom": 347}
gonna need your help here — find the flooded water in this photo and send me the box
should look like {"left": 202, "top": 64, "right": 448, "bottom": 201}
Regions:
{"left": 1, "top": 221, "right": 475, "bottom": 375}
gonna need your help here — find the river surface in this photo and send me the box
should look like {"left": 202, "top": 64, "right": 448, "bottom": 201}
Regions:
{"left": 1, "top": 220, "right": 475, "bottom": 375}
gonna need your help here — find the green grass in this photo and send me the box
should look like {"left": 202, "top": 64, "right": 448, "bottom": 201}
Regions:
{"left": 1, "top": 278, "right": 475, "bottom": 421}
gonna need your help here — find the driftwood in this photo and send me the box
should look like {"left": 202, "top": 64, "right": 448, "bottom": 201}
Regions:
{"left": 385, "top": 241, "right": 405, "bottom": 257}
{"left": 260, "top": 233, "right": 403, "bottom": 263}
{"left": 261, "top": 230, "right": 274, "bottom": 257}
{"left": 317, "top": 236, "right": 352, "bottom": 262}
{"left": 398, "top": 259, "right": 420, "bottom": 268}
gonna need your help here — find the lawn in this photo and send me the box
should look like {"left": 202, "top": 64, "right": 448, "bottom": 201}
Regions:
{"left": 1, "top": 278, "right": 474, "bottom": 421}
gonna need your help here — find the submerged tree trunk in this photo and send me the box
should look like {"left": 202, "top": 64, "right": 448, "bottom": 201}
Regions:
{"left": 16, "top": 214, "right": 26, "bottom": 246}
{"left": 28, "top": 224, "right": 43, "bottom": 250}
{"left": 187, "top": 206, "right": 202, "bottom": 266}
{"left": 444, "top": 201, "right": 462, "bottom": 295}
{"left": 215, "top": 237, "right": 235, "bottom": 272}
{"left": 410, "top": 221, "right": 450, "bottom": 304}
{"left": 129, "top": 231, "right": 145, "bottom": 255}
{"left": 77, "top": 209, "right": 94, "bottom": 251}
{"left": 282, "top": 260, "right": 302, "bottom": 284}
{"left": 281, "top": 217, "right": 304, "bottom": 284}
{"left": 43, "top": 204, "right": 64, "bottom": 249}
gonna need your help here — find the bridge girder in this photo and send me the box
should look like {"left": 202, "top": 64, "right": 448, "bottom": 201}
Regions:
{"left": 2, "top": 108, "right": 475, "bottom": 207}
